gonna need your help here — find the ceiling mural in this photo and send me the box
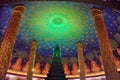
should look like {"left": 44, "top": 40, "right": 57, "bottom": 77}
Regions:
{"left": 0, "top": 1, "right": 120, "bottom": 71}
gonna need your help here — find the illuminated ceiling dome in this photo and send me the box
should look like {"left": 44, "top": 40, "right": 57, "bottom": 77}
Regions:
{"left": 0, "top": 0, "right": 120, "bottom": 79}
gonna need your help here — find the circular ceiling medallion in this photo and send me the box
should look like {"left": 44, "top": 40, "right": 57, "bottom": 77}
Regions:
{"left": 53, "top": 17, "right": 63, "bottom": 25}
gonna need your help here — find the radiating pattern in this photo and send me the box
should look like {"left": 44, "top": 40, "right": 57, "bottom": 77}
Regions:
{"left": 0, "top": 1, "right": 120, "bottom": 73}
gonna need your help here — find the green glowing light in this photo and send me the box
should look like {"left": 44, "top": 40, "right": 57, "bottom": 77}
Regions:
{"left": 53, "top": 17, "right": 63, "bottom": 25}
{"left": 21, "top": 2, "right": 88, "bottom": 47}
{"left": 53, "top": 46, "right": 61, "bottom": 58}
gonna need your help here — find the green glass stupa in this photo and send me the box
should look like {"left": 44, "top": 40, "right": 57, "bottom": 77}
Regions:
{"left": 45, "top": 46, "right": 67, "bottom": 80}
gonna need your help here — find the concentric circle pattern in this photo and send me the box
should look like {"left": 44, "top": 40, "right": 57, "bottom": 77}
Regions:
{"left": 0, "top": 1, "right": 120, "bottom": 69}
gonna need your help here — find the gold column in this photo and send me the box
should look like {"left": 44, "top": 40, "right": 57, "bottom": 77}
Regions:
{"left": 0, "top": 5, "right": 25, "bottom": 80}
{"left": 27, "top": 40, "right": 37, "bottom": 80}
{"left": 91, "top": 8, "right": 120, "bottom": 80}
{"left": 77, "top": 42, "right": 85, "bottom": 80}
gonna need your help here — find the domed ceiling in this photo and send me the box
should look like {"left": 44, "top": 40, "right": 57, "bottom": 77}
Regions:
{"left": 0, "top": 1, "right": 120, "bottom": 67}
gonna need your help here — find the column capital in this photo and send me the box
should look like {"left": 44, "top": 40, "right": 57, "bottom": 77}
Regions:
{"left": 91, "top": 7, "right": 103, "bottom": 16}
{"left": 31, "top": 40, "right": 37, "bottom": 48}
{"left": 32, "top": 40, "right": 37, "bottom": 43}
{"left": 76, "top": 41, "right": 83, "bottom": 48}
{"left": 13, "top": 5, "right": 25, "bottom": 14}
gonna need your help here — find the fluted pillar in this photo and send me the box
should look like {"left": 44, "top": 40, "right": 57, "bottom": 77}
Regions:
{"left": 91, "top": 8, "right": 120, "bottom": 80}
{"left": 77, "top": 42, "right": 85, "bottom": 80}
{"left": 27, "top": 40, "right": 37, "bottom": 80}
{"left": 0, "top": 5, "right": 25, "bottom": 80}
